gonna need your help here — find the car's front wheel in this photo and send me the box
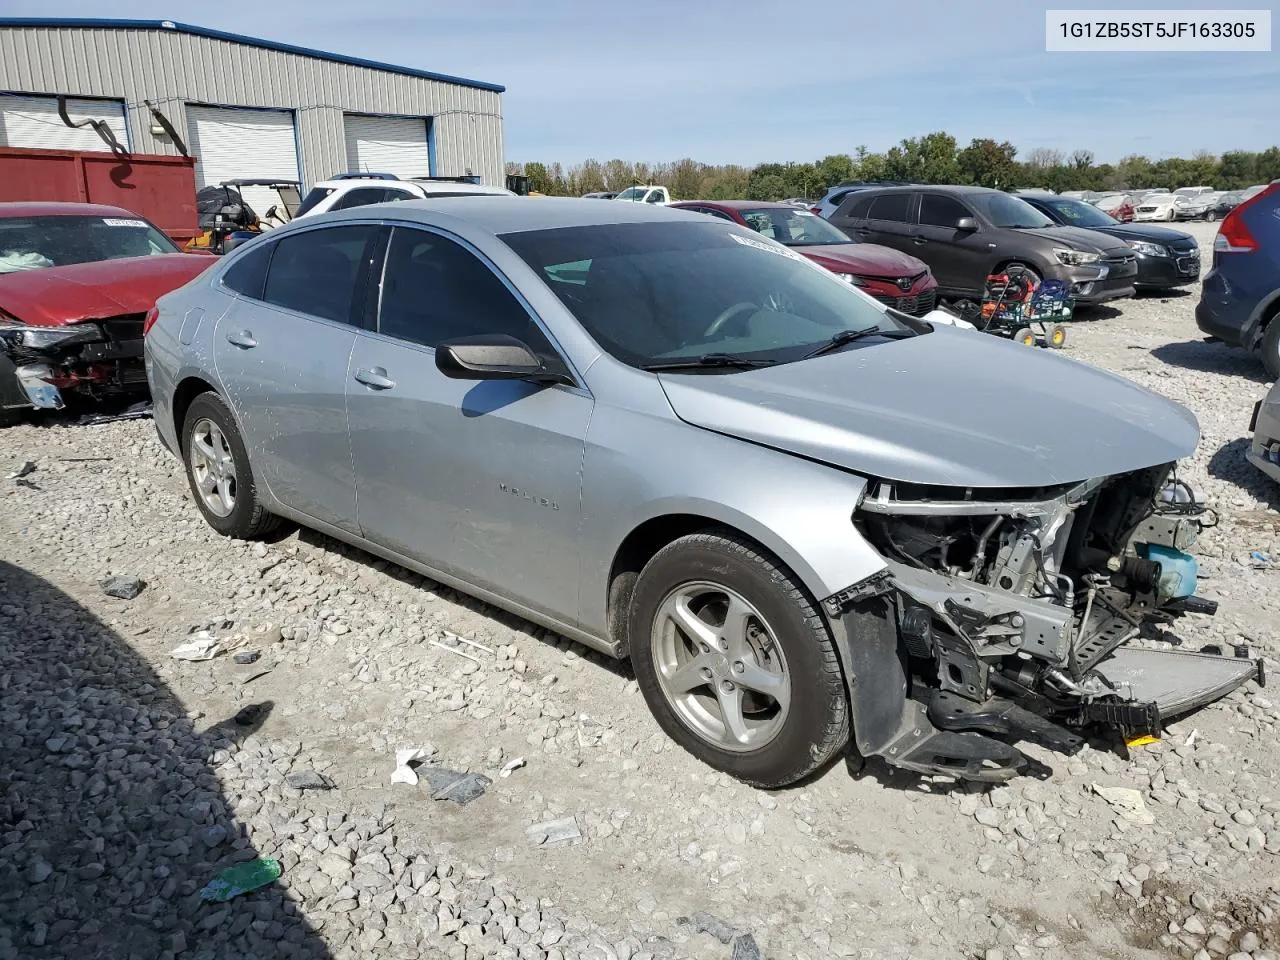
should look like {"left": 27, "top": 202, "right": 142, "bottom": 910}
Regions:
{"left": 628, "top": 531, "right": 849, "bottom": 788}
{"left": 181, "top": 392, "right": 279, "bottom": 539}
{"left": 1260, "top": 318, "right": 1280, "bottom": 381}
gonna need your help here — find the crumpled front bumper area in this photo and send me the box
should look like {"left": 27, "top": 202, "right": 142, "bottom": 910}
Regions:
{"left": 830, "top": 595, "right": 1263, "bottom": 783}
{"left": 0, "top": 317, "right": 146, "bottom": 411}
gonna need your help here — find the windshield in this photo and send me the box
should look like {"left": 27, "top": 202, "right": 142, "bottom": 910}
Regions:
{"left": 740, "top": 208, "right": 851, "bottom": 245}
{"left": 0, "top": 215, "right": 178, "bottom": 274}
{"left": 968, "top": 193, "right": 1054, "bottom": 229}
{"left": 614, "top": 187, "right": 648, "bottom": 201}
{"left": 501, "top": 221, "right": 903, "bottom": 369}
{"left": 1038, "top": 197, "right": 1117, "bottom": 228}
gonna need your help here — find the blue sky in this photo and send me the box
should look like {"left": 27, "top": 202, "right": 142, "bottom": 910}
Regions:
{"left": 8, "top": 0, "right": 1278, "bottom": 165}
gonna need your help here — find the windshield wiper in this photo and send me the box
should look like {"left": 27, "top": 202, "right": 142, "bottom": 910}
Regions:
{"left": 803, "top": 327, "right": 914, "bottom": 359}
{"left": 641, "top": 353, "right": 774, "bottom": 372}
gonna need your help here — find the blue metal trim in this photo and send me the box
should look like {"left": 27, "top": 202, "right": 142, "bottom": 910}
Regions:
{"left": 0, "top": 18, "right": 506, "bottom": 93}
{"left": 426, "top": 116, "right": 438, "bottom": 177}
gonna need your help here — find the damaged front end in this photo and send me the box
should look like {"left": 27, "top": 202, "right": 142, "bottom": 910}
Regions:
{"left": 0, "top": 314, "right": 148, "bottom": 411}
{"left": 828, "top": 466, "right": 1264, "bottom": 782}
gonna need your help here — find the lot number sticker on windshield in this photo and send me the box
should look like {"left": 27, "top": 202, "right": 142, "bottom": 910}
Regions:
{"left": 729, "top": 232, "right": 806, "bottom": 261}
{"left": 102, "top": 218, "right": 148, "bottom": 228}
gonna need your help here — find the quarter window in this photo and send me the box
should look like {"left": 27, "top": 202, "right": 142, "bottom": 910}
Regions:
{"left": 261, "top": 225, "right": 380, "bottom": 324}
{"left": 220, "top": 240, "right": 273, "bottom": 300}
{"left": 377, "top": 227, "right": 548, "bottom": 351}
{"left": 330, "top": 187, "right": 394, "bottom": 211}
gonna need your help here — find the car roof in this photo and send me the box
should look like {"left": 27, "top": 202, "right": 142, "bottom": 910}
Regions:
{"left": 0, "top": 201, "right": 142, "bottom": 219}
{"left": 314, "top": 179, "right": 510, "bottom": 194}
{"left": 312, "top": 195, "right": 706, "bottom": 234}
{"left": 674, "top": 200, "right": 797, "bottom": 211}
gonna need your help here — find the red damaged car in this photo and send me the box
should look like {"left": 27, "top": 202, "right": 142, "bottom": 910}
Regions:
{"left": 0, "top": 202, "right": 214, "bottom": 423}
{"left": 669, "top": 200, "right": 939, "bottom": 315}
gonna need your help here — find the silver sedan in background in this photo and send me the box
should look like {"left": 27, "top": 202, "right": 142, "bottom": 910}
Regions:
{"left": 145, "top": 198, "right": 1256, "bottom": 788}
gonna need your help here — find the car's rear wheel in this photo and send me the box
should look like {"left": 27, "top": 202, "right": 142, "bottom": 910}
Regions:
{"left": 628, "top": 530, "right": 849, "bottom": 788}
{"left": 181, "top": 392, "right": 279, "bottom": 539}
{"left": 1206, "top": 210, "right": 1218, "bottom": 222}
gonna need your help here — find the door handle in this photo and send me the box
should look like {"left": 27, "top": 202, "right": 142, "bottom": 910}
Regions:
{"left": 354, "top": 366, "right": 396, "bottom": 390}
{"left": 225, "top": 330, "right": 257, "bottom": 349}
{"left": 912, "top": 237, "right": 928, "bottom": 245}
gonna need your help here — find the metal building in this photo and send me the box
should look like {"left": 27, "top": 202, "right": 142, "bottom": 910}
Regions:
{"left": 0, "top": 18, "right": 505, "bottom": 213}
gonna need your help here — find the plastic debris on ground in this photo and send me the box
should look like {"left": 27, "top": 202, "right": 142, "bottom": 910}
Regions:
{"left": 526, "top": 816, "right": 581, "bottom": 845}
{"left": 169, "top": 631, "right": 224, "bottom": 661}
{"left": 1124, "top": 734, "right": 1160, "bottom": 749}
{"left": 284, "top": 770, "right": 332, "bottom": 790}
{"left": 499, "top": 756, "right": 526, "bottom": 778}
{"left": 391, "top": 747, "right": 427, "bottom": 785}
{"left": 1091, "top": 783, "right": 1156, "bottom": 824}
{"left": 6, "top": 461, "right": 35, "bottom": 480}
{"left": 233, "top": 651, "right": 261, "bottom": 665}
{"left": 100, "top": 574, "right": 145, "bottom": 600}
{"left": 77, "top": 399, "right": 152, "bottom": 426}
{"left": 731, "top": 933, "right": 764, "bottom": 960}
{"left": 422, "top": 767, "right": 491, "bottom": 804}
{"left": 199, "top": 858, "right": 282, "bottom": 902}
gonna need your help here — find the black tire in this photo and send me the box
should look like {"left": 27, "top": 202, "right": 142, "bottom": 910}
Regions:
{"left": 1261, "top": 317, "right": 1280, "bottom": 381}
{"left": 181, "top": 392, "right": 279, "bottom": 539}
{"left": 0, "top": 407, "right": 26, "bottom": 428}
{"left": 628, "top": 530, "right": 849, "bottom": 788}
{"left": 1002, "top": 262, "right": 1042, "bottom": 287}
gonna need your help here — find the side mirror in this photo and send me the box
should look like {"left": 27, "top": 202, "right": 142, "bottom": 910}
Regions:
{"left": 435, "top": 334, "right": 570, "bottom": 384}
{"left": 955, "top": 217, "right": 979, "bottom": 232}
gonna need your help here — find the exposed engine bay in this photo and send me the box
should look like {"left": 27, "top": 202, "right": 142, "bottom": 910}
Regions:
{"left": 0, "top": 315, "right": 147, "bottom": 411}
{"left": 830, "top": 464, "right": 1264, "bottom": 782}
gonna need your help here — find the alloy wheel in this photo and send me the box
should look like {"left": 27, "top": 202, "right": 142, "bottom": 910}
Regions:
{"left": 189, "top": 418, "right": 238, "bottom": 518}
{"left": 650, "top": 581, "right": 791, "bottom": 752}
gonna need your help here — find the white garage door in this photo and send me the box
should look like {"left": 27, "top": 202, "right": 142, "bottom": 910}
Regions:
{"left": 0, "top": 95, "right": 129, "bottom": 152}
{"left": 344, "top": 114, "right": 430, "bottom": 179}
{"left": 186, "top": 105, "right": 299, "bottom": 220}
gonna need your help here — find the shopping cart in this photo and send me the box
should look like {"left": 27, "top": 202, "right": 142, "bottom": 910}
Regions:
{"left": 977, "top": 273, "right": 1072, "bottom": 348}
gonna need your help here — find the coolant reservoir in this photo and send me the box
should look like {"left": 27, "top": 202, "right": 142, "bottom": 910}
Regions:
{"left": 1142, "top": 544, "right": 1199, "bottom": 600}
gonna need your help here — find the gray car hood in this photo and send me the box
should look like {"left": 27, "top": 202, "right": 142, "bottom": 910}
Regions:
{"left": 1016, "top": 224, "right": 1131, "bottom": 255}
{"left": 658, "top": 328, "right": 1199, "bottom": 488}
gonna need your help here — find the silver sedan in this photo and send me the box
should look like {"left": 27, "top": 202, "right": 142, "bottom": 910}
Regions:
{"left": 146, "top": 197, "right": 1254, "bottom": 787}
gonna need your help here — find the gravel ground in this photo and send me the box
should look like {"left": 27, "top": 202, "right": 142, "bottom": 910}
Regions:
{"left": 4, "top": 220, "right": 1280, "bottom": 960}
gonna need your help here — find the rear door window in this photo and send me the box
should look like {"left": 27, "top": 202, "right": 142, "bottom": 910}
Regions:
{"left": 262, "top": 225, "right": 381, "bottom": 325}
{"left": 866, "top": 193, "right": 913, "bottom": 223}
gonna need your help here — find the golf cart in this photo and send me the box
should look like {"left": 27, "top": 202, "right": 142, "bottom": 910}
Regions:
{"left": 185, "top": 178, "right": 302, "bottom": 255}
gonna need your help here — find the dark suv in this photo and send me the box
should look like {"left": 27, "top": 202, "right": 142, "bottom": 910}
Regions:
{"left": 829, "top": 185, "right": 1139, "bottom": 306}
{"left": 1195, "top": 182, "right": 1280, "bottom": 377}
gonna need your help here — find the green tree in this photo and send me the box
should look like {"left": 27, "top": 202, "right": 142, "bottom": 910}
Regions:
{"left": 1219, "top": 151, "right": 1258, "bottom": 189}
{"left": 883, "top": 132, "right": 960, "bottom": 184}
{"left": 668, "top": 158, "right": 706, "bottom": 200}
{"left": 814, "top": 154, "right": 856, "bottom": 194}
{"left": 524, "top": 162, "right": 553, "bottom": 194}
{"left": 957, "top": 138, "right": 1018, "bottom": 188}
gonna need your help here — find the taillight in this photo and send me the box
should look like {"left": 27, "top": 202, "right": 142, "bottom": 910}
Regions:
{"left": 809, "top": 206, "right": 823, "bottom": 216}
{"left": 1215, "top": 183, "right": 1279, "bottom": 254}
{"left": 143, "top": 306, "right": 160, "bottom": 336}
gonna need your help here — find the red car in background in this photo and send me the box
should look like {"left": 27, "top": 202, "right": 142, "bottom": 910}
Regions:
{"left": 0, "top": 202, "right": 214, "bottom": 423}
{"left": 669, "top": 200, "right": 940, "bottom": 315}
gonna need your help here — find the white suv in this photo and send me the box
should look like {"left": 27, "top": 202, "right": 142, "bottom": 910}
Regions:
{"left": 294, "top": 173, "right": 515, "bottom": 219}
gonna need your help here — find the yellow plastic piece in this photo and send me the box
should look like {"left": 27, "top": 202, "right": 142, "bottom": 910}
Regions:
{"left": 1125, "top": 734, "right": 1160, "bottom": 748}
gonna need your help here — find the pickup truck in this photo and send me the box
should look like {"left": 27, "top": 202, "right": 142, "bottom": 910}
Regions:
{"left": 613, "top": 185, "right": 677, "bottom": 205}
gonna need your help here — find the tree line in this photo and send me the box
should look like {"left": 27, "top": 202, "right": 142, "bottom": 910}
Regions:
{"left": 508, "top": 132, "right": 1280, "bottom": 201}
